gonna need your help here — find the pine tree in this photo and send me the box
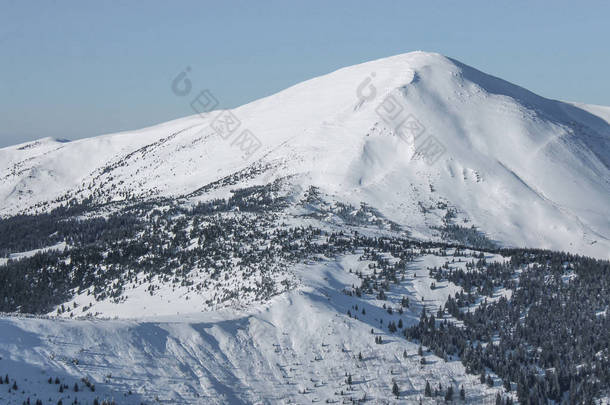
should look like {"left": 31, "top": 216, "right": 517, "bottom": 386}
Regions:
{"left": 445, "top": 385, "right": 454, "bottom": 401}
{"left": 392, "top": 381, "right": 400, "bottom": 398}
{"left": 425, "top": 380, "right": 432, "bottom": 397}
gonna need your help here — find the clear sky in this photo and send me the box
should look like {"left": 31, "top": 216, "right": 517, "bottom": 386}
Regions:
{"left": 1, "top": 0, "right": 608, "bottom": 147}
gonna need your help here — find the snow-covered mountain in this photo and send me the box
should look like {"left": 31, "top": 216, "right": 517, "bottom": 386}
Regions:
{"left": 1, "top": 52, "right": 610, "bottom": 404}
{"left": 0, "top": 249, "right": 514, "bottom": 405}
{"left": 1, "top": 51, "right": 609, "bottom": 259}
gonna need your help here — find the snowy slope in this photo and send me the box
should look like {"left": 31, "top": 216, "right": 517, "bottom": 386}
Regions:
{"left": 1, "top": 51, "right": 609, "bottom": 259}
{"left": 0, "top": 249, "right": 509, "bottom": 404}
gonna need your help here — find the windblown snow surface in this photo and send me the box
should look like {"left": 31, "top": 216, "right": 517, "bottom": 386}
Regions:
{"left": 1, "top": 51, "right": 609, "bottom": 404}
{"left": 1, "top": 52, "right": 608, "bottom": 259}
{"left": 1, "top": 250, "right": 511, "bottom": 404}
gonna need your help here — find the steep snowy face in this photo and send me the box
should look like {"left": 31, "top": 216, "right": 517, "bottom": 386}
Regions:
{"left": 1, "top": 51, "right": 609, "bottom": 258}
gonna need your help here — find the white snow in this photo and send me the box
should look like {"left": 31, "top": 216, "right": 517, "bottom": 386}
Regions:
{"left": 0, "top": 251, "right": 507, "bottom": 404}
{"left": 1, "top": 52, "right": 609, "bottom": 259}
{"left": 0, "top": 50, "right": 607, "bottom": 404}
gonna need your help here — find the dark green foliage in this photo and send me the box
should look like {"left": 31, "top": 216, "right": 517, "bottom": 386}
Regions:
{"left": 392, "top": 381, "right": 399, "bottom": 398}
{"left": 444, "top": 385, "right": 453, "bottom": 401}
{"left": 424, "top": 380, "right": 432, "bottom": 397}
{"left": 2, "top": 181, "right": 609, "bottom": 403}
{"left": 405, "top": 251, "right": 610, "bottom": 403}
{"left": 433, "top": 223, "right": 497, "bottom": 250}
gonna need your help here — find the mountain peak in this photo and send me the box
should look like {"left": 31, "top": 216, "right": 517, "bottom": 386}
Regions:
{"left": 0, "top": 54, "right": 609, "bottom": 259}
{"left": 2, "top": 52, "right": 610, "bottom": 405}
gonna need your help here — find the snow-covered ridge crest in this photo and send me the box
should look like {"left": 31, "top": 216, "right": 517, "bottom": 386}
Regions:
{"left": 1, "top": 51, "right": 609, "bottom": 259}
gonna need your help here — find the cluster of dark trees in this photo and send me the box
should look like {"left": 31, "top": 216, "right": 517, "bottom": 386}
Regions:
{"left": 406, "top": 251, "right": 610, "bottom": 404}
{"left": 3, "top": 180, "right": 609, "bottom": 403}
{"left": 0, "top": 180, "right": 466, "bottom": 315}
{"left": 346, "top": 242, "right": 609, "bottom": 403}
{"left": 0, "top": 183, "right": 306, "bottom": 313}
{"left": 1, "top": 372, "right": 122, "bottom": 405}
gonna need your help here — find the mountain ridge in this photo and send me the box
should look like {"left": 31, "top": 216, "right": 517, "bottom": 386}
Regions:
{"left": 1, "top": 51, "right": 609, "bottom": 259}
{"left": 1, "top": 52, "right": 610, "bottom": 404}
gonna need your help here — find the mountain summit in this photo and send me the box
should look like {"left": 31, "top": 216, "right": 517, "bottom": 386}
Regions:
{"left": 2, "top": 52, "right": 610, "bottom": 405}
{"left": 1, "top": 51, "right": 609, "bottom": 258}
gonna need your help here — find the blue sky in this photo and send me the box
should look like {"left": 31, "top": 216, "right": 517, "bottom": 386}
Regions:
{"left": 1, "top": 0, "right": 609, "bottom": 147}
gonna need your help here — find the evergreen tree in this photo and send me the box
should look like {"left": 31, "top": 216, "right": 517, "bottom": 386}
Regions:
{"left": 425, "top": 380, "right": 432, "bottom": 397}
{"left": 445, "top": 385, "right": 454, "bottom": 401}
{"left": 392, "top": 381, "right": 400, "bottom": 398}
